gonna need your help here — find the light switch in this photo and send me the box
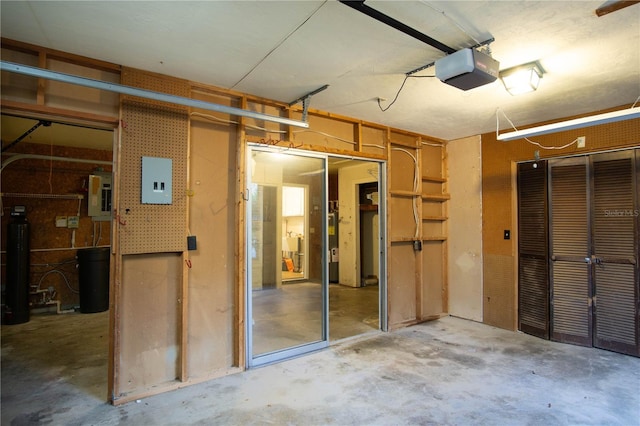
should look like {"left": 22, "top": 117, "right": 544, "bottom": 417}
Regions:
{"left": 141, "top": 156, "right": 173, "bottom": 204}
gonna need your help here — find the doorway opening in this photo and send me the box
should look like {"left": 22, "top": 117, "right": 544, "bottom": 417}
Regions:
{"left": 328, "top": 159, "right": 382, "bottom": 342}
{"left": 1, "top": 113, "right": 115, "bottom": 399}
{"left": 281, "top": 185, "right": 308, "bottom": 282}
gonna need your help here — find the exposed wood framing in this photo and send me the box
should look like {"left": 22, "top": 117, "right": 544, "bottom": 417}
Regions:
{"left": 0, "top": 100, "right": 119, "bottom": 128}
{"left": 235, "top": 96, "right": 248, "bottom": 369}
{"left": 245, "top": 135, "right": 386, "bottom": 161}
{"left": 2, "top": 38, "right": 450, "bottom": 402}
{"left": 36, "top": 52, "right": 46, "bottom": 105}
{"left": 2, "top": 37, "right": 121, "bottom": 73}
{"left": 415, "top": 138, "right": 424, "bottom": 321}
{"left": 442, "top": 145, "right": 449, "bottom": 314}
{"left": 108, "top": 124, "right": 123, "bottom": 404}
{"left": 180, "top": 117, "right": 193, "bottom": 382}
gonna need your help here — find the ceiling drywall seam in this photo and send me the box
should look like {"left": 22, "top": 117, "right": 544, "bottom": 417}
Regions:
{"left": 230, "top": 1, "right": 328, "bottom": 90}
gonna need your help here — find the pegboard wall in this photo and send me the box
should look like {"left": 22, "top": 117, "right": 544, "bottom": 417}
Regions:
{"left": 119, "top": 100, "right": 188, "bottom": 254}
{"left": 121, "top": 67, "right": 190, "bottom": 103}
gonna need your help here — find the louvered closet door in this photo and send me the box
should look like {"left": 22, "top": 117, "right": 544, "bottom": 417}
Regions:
{"left": 592, "top": 151, "right": 639, "bottom": 356}
{"left": 518, "top": 162, "right": 549, "bottom": 339}
{"left": 549, "top": 158, "right": 592, "bottom": 346}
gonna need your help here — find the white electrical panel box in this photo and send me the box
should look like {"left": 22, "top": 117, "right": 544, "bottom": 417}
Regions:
{"left": 141, "top": 156, "right": 173, "bottom": 204}
{"left": 88, "top": 172, "right": 112, "bottom": 221}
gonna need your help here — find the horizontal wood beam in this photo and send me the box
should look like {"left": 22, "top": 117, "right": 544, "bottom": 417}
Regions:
{"left": 1, "top": 99, "right": 119, "bottom": 128}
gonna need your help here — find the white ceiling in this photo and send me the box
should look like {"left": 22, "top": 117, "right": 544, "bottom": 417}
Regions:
{"left": 1, "top": 0, "right": 639, "bottom": 142}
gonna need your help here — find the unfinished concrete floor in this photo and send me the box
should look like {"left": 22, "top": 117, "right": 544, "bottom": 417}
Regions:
{"left": 3, "top": 313, "right": 639, "bottom": 425}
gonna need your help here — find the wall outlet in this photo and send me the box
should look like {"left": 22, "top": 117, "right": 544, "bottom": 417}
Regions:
{"left": 577, "top": 136, "right": 586, "bottom": 148}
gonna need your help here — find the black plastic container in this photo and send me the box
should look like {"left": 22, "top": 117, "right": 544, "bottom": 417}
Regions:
{"left": 77, "top": 247, "right": 110, "bottom": 313}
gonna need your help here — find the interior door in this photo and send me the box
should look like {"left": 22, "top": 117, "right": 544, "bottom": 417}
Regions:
{"left": 591, "top": 151, "right": 639, "bottom": 356}
{"left": 521, "top": 150, "right": 639, "bottom": 357}
{"left": 517, "top": 161, "right": 549, "bottom": 339}
{"left": 549, "top": 157, "right": 592, "bottom": 346}
{"left": 247, "top": 147, "right": 327, "bottom": 367}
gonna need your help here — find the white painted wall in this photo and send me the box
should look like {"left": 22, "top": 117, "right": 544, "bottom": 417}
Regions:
{"left": 338, "top": 163, "right": 378, "bottom": 287}
{"left": 447, "top": 136, "right": 483, "bottom": 321}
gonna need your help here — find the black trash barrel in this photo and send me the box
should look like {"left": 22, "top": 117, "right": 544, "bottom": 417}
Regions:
{"left": 77, "top": 247, "right": 110, "bottom": 313}
{"left": 5, "top": 211, "right": 31, "bottom": 324}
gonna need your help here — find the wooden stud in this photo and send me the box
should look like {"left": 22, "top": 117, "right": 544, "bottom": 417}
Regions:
{"left": 36, "top": 52, "right": 47, "bottom": 105}
{"left": 441, "top": 144, "right": 449, "bottom": 315}
{"left": 235, "top": 97, "right": 248, "bottom": 369}
{"left": 108, "top": 121, "right": 123, "bottom": 403}
{"left": 416, "top": 137, "right": 424, "bottom": 321}
{"left": 385, "top": 128, "right": 393, "bottom": 329}
{"left": 179, "top": 115, "right": 193, "bottom": 382}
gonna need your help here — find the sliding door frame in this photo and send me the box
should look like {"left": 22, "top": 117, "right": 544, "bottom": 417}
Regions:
{"left": 245, "top": 145, "right": 388, "bottom": 368}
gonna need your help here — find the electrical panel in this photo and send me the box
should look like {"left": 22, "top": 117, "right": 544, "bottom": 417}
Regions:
{"left": 88, "top": 172, "right": 112, "bottom": 221}
{"left": 141, "top": 156, "right": 173, "bottom": 204}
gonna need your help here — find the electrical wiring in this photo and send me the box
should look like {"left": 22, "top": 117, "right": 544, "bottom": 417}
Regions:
{"left": 421, "top": 141, "right": 444, "bottom": 147}
{"left": 292, "top": 129, "right": 356, "bottom": 145}
{"left": 391, "top": 147, "right": 420, "bottom": 239}
{"left": 36, "top": 269, "right": 78, "bottom": 294}
{"left": 497, "top": 108, "right": 579, "bottom": 150}
{"left": 378, "top": 75, "right": 409, "bottom": 112}
{"left": 362, "top": 143, "right": 386, "bottom": 150}
{"left": 190, "top": 111, "right": 288, "bottom": 134}
{"left": 378, "top": 74, "right": 436, "bottom": 112}
{"left": 191, "top": 112, "right": 364, "bottom": 146}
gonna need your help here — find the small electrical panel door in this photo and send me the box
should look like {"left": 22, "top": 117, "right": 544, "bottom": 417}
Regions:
{"left": 141, "top": 156, "right": 173, "bottom": 204}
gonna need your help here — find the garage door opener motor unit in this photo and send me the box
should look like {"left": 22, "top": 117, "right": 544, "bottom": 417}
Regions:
{"left": 435, "top": 48, "right": 499, "bottom": 91}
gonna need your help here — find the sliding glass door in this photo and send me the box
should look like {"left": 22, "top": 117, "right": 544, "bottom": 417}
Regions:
{"left": 247, "top": 147, "right": 327, "bottom": 367}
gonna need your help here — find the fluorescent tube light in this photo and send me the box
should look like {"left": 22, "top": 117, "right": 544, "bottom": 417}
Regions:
{"left": 497, "top": 107, "right": 640, "bottom": 141}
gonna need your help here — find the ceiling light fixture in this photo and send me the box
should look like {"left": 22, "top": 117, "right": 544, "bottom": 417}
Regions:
{"left": 499, "top": 61, "right": 544, "bottom": 96}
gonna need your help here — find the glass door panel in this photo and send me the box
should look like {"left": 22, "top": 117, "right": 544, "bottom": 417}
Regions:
{"left": 248, "top": 148, "right": 327, "bottom": 366}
